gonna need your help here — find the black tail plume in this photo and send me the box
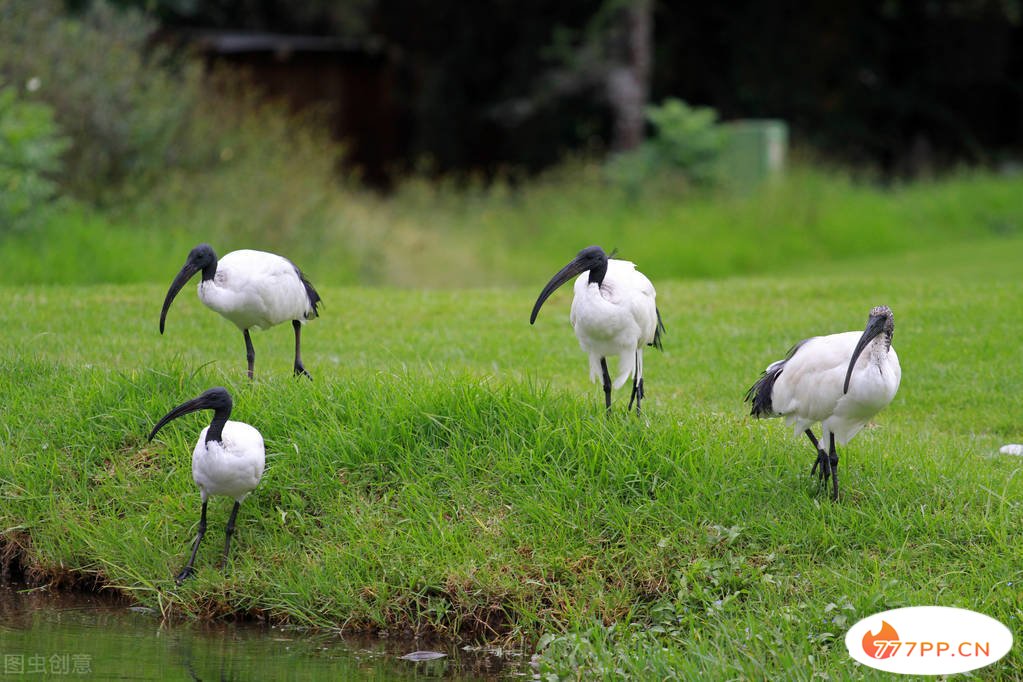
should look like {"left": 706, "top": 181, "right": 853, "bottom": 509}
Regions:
{"left": 745, "top": 363, "right": 783, "bottom": 417}
{"left": 649, "top": 307, "right": 666, "bottom": 351}
{"left": 291, "top": 263, "right": 322, "bottom": 318}
{"left": 744, "top": 339, "right": 808, "bottom": 418}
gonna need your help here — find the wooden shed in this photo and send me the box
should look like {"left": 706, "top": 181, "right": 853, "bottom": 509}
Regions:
{"left": 190, "top": 30, "right": 400, "bottom": 185}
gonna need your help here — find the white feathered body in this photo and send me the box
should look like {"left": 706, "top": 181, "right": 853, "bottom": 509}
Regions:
{"left": 766, "top": 331, "right": 900, "bottom": 445}
{"left": 193, "top": 421, "right": 265, "bottom": 502}
{"left": 570, "top": 258, "right": 659, "bottom": 389}
{"left": 198, "top": 250, "right": 317, "bottom": 331}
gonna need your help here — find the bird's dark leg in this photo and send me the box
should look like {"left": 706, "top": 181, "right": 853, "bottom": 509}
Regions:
{"left": 292, "top": 320, "right": 312, "bottom": 380}
{"left": 805, "top": 429, "right": 830, "bottom": 492}
{"left": 628, "top": 373, "right": 638, "bottom": 412}
{"left": 220, "top": 500, "right": 242, "bottom": 569}
{"left": 600, "top": 358, "right": 612, "bottom": 413}
{"left": 828, "top": 433, "right": 839, "bottom": 501}
{"left": 627, "top": 352, "right": 645, "bottom": 416}
{"left": 176, "top": 499, "right": 208, "bottom": 584}
{"left": 243, "top": 329, "right": 255, "bottom": 380}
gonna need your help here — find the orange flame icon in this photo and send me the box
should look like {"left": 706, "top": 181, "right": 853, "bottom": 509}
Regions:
{"left": 862, "top": 620, "right": 900, "bottom": 659}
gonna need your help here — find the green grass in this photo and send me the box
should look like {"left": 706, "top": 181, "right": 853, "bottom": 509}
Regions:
{"left": 2, "top": 166, "right": 1021, "bottom": 288}
{"left": 1, "top": 227, "right": 1022, "bottom": 678}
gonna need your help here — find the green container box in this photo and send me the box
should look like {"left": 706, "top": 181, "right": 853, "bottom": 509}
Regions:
{"left": 722, "top": 119, "right": 788, "bottom": 191}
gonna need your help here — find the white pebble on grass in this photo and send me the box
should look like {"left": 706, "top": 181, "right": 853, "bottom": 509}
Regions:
{"left": 999, "top": 444, "right": 1023, "bottom": 456}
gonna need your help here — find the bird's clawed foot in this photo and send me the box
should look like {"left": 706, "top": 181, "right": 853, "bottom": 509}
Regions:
{"left": 174, "top": 566, "right": 195, "bottom": 585}
{"left": 293, "top": 362, "right": 313, "bottom": 380}
{"left": 810, "top": 451, "right": 840, "bottom": 500}
{"left": 811, "top": 449, "right": 829, "bottom": 484}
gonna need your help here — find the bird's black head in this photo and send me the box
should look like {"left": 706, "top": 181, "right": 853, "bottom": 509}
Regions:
{"left": 844, "top": 304, "right": 896, "bottom": 394}
{"left": 573, "top": 246, "right": 610, "bottom": 284}
{"left": 869, "top": 304, "right": 895, "bottom": 346}
{"left": 530, "top": 246, "right": 610, "bottom": 324}
{"left": 159, "top": 244, "right": 219, "bottom": 334}
{"left": 148, "top": 386, "right": 233, "bottom": 445}
{"left": 194, "top": 386, "right": 233, "bottom": 411}
{"left": 190, "top": 242, "right": 217, "bottom": 271}
{"left": 186, "top": 243, "right": 218, "bottom": 281}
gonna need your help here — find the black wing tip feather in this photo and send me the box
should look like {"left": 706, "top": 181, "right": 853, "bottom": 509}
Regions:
{"left": 291, "top": 262, "right": 322, "bottom": 317}
{"left": 302, "top": 273, "right": 322, "bottom": 314}
{"left": 745, "top": 364, "right": 782, "bottom": 417}
{"left": 648, "top": 307, "right": 666, "bottom": 351}
{"left": 744, "top": 338, "right": 808, "bottom": 418}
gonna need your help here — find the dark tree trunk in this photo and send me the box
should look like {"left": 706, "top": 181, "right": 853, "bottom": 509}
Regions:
{"left": 607, "top": 0, "right": 652, "bottom": 152}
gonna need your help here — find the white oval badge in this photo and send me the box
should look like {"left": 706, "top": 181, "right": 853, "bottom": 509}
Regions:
{"left": 845, "top": 606, "right": 1013, "bottom": 675}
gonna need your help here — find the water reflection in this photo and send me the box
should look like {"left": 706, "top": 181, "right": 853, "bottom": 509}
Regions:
{"left": 0, "top": 586, "right": 529, "bottom": 680}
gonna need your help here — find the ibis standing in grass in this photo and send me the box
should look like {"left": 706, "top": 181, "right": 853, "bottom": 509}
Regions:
{"left": 745, "top": 305, "right": 901, "bottom": 500}
{"left": 159, "top": 244, "right": 322, "bottom": 379}
{"left": 530, "top": 246, "right": 665, "bottom": 415}
{"left": 148, "top": 387, "right": 264, "bottom": 584}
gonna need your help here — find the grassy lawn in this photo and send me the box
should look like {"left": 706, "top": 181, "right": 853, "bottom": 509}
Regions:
{"left": 2, "top": 167, "right": 1022, "bottom": 289}
{"left": 1, "top": 221, "right": 1021, "bottom": 678}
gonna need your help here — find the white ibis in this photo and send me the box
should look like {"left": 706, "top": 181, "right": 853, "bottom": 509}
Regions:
{"left": 745, "top": 305, "right": 901, "bottom": 500}
{"left": 159, "top": 244, "right": 322, "bottom": 379}
{"left": 530, "top": 245, "right": 664, "bottom": 415}
{"left": 147, "top": 387, "right": 265, "bottom": 583}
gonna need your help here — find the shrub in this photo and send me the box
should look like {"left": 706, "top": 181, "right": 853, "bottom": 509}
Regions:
{"left": 606, "top": 98, "right": 727, "bottom": 196}
{"left": 0, "top": 84, "right": 69, "bottom": 230}
{"left": 0, "top": 0, "right": 200, "bottom": 204}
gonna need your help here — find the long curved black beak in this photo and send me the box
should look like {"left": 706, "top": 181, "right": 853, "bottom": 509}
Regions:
{"left": 843, "top": 314, "right": 888, "bottom": 394}
{"left": 159, "top": 261, "right": 201, "bottom": 334}
{"left": 529, "top": 256, "right": 592, "bottom": 324}
{"left": 148, "top": 388, "right": 232, "bottom": 441}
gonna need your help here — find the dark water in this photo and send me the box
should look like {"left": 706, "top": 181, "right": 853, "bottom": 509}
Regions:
{"left": 0, "top": 586, "right": 531, "bottom": 680}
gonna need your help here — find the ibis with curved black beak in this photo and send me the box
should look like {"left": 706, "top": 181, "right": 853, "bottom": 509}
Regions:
{"left": 159, "top": 244, "right": 322, "bottom": 379}
{"left": 530, "top": 246, "right": 664, "bottom": 415}
{"left": 148, "top": 387, "right": 265, "bottom": 583}
{"left": 745, "top": 305, "right": 901, "bottom": 500}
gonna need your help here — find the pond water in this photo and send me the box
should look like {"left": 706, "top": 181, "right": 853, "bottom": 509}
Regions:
{"left": 0, "top": 586, "right": 532, "bottom": 680}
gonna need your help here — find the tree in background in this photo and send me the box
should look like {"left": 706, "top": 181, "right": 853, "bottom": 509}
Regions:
{"left": 606, "top": 0, "right": 653, "bottom": 151}
{"left": 54, "top": 0, "right": 1023, "bottom": 177}
{"left": 493, "top": 0, "right": 654, "bottom": 152}
{"left": 0, "top": 0, "right": 198, "bottom": 203}
{"left": 654, "top": 0, "right": 1023, "bottom": 175}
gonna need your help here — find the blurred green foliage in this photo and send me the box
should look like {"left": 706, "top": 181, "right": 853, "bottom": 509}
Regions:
{"left": 0, "top": 0, "right": 345, "bottom": 228}
{"left": 606, "top": 98, "right": 726, "bottom": 196}
{"left": 0, "top": 0, "right": 199, "bottom": 204}
{"left": 0, "top": 85, "right": 69, "bottom": 230}
{"left": 2, "top": 161, "right": 1021, "bottom": 289}
{"left": 0, "top": 0, "right": 1019, "bottom": 292}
